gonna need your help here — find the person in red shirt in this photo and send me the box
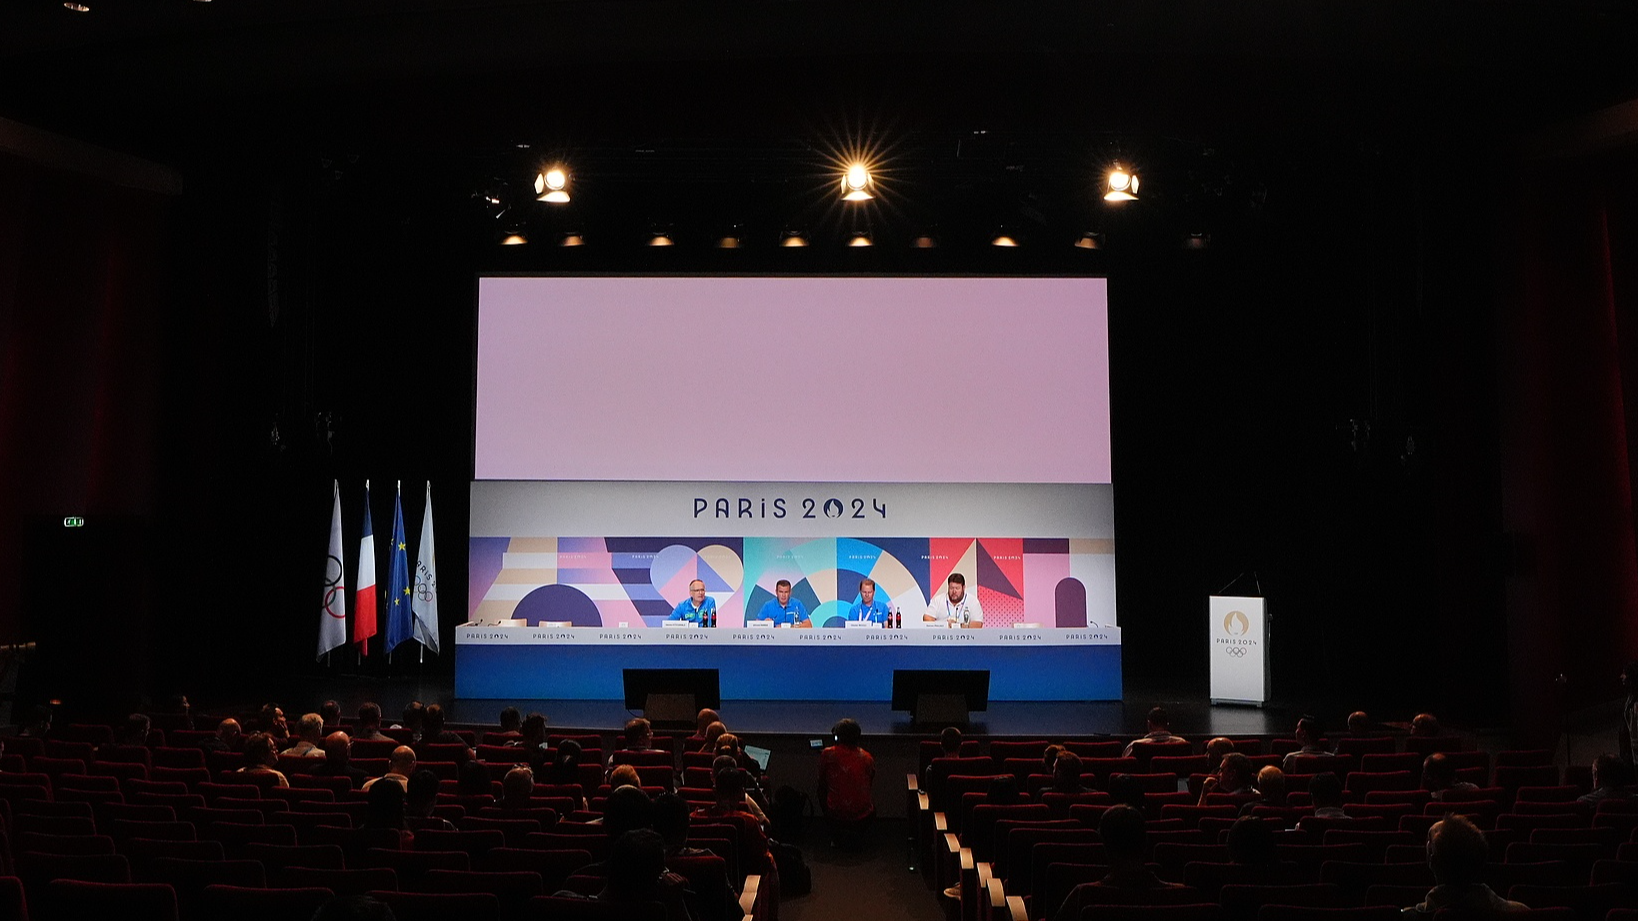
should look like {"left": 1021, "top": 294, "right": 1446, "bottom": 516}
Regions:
{"left": 816, "top": 717, "right": 876, "bottom": 848}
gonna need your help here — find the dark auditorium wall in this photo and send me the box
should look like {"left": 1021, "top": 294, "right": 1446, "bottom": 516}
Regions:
{"left": 1500, "top": 154, "right": 1638, "bottom": 744}
{"left": 0, "top": 151, "right": 174, "bottom": 708}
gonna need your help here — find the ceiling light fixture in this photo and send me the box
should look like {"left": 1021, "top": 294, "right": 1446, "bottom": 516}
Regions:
{"left": 1074, "top": 231, "right": 1104, "bottom": 250}
{"left": 840, "top": 162, "right": 875, "bottom": 202}
{"left": 990, "top": 229, "right": 1020, "bottom": 247}
{"left": 1104, "top": 163, "right": 1139, "bottom": 202}
{"left": 847, "top": 230, "right": 873, "bottom": 247}
{"left": 535, "top": 166, "right": 571, "bottom": 204}
{"left": 780, "top": 230, "right": 809, "bottom": 248}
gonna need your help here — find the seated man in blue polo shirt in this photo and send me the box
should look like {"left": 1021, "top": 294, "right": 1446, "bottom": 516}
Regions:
{"left": 670, "top": 579, "right": 716, "bottom": 625}
{"left": 847, "top": 577, "right": 891, "bottom": 624}
{"left": 757, "top": 579, "right": 810, "bottom": 627}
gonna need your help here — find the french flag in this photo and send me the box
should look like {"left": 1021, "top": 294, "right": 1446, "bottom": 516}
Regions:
{"left": 354, "top": 481, "right": 378, "bottom": 653}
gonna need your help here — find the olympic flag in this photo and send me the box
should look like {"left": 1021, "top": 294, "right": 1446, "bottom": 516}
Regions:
{"left": 317, "top": 480, "right": 347, "bottom": 659}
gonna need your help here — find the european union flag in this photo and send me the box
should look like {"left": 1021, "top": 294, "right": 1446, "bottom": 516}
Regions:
{"left": 384, "top": 482, "right": 414, "bottom": 655}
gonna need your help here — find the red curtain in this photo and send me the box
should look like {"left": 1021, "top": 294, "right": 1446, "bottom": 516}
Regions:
{"left": 0, "top": 151, "right": 172, "bottom": 642}
{"left": 1501, "top": 158, "right": 1638, "bottom": 742}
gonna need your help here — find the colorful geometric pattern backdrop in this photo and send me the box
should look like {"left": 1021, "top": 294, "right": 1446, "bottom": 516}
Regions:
{"left": 469, "top": 535, "right": 1115, "bottom": 630}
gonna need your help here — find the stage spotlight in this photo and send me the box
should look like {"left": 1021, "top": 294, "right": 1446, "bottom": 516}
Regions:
{"left": 847, "top": 230, "right": 873, "bottom": 247}
{"left": 840, "top": 162, "right": 875, "bottom": 202}
{"left": 648, "top": 231, "right": 675, "bottom": 247}
{"left": 1074, "top": 231, "right": 1104, "bottom": 250}
{"left": 910, "top": 233, "right": 938, "bottom": 249}
{"left": 1104, "top": 163, "right": 1139, "bottom": 202}
{"left": 559, "top": 232, "right": 585, "bottom": 247}
{"left": 780, "top": 230, "right": 809, "bottom": 248}
{"left": 500, "top": 230, "right": 528, "bottom": 246}
{"left": 990, "top": 229, "right": 1020, "bottom": 247}
{"left": 535, "top": 166, "right": 571, "bottom": 203}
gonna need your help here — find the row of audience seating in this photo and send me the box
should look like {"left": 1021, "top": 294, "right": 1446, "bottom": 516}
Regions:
{"left": 909, "top": 740, "right": 1638, "bottom": 921}
{"left": 0, "top": 721, "right": 765, "bottom": 921}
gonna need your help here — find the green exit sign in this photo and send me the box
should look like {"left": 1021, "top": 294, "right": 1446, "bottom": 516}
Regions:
{"left": 62, "top": 517, "right": 85, "bottom": 528}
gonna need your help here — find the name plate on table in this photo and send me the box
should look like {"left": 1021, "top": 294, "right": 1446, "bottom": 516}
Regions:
{"left": 845, "top": 620, "right": 881, "bottom": 629}
{"left": 745, "top": 620, "right": 775, "bottom": 628}
{"left": 661, "top": 620, "right": 695, "bottom": 628}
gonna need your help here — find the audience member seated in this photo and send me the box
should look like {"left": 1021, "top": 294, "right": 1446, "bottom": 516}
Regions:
{"left": 545, "top": 740, "right": 584, "bottom": 796}
{"left": 281, "top": 712, "right": 327, "bottom": 758}
{"left": 407, "top": 768, "right": 455, "bottom": 830}
{"left": 713, "top": 754, "right": 768, "bottom": 824}
{"left": 1280, "top": 716, "right": 1332, "bottom": 771}
{"left": 1205, "top": 737, "right": 1235, "bottom": 772}
{"left": 1123, "top": 706, "right": 1186, "bottom": 757}
{"left": 200, "top": 718, "right": 244, "bottom": 753}
{"left": 699, "top": 721, "right": 729, "bottom": 754}
{"left": 19, "top": 705, "right": 52, "bottom": 738}
{"left": 1226, "top": 814, "right": 1279, "bottom": 865}
{"left": 1423, "top": 752, "right": 1478, "bottom": 801}
{"left": 611, "top": 717, "right": 661, "bottom": 773}
{"left": 1200, "top": 752, "right": 1256, "bottom": 803}
{"left": 420, "top": 704, "right": 471, "bottom": 758}
{"left": 362, "top": 773, "right": 415, "bottom": 847}
{"left": 511, "top": 712, "right": 549, "bottom": 751}
{"left": 313, "top": 731, "right": 369, "bottom": 786}
{"left": 498, "top": 764, "right": 536, "bottom": 809}
{"left": 1042, "top": 751, "right": 1091, "bottom": 794}
{"left": 492, "top": 706, "right": 523, "bottom": 741}
{"left": 714, "top": 732, "right": 761, "bottom": 780}
{"left": 694, "top": 766, "right": 774, "bottom": 874}
{"left": 1107, "top": 773, "right": 1147, "bottom": 810}
{"left": 236, "top": 731, "right": 291, "bottom": 786}
{"left": 260, "top": 702, "right": 289, "bottom": 741}
{"left": 1577, "top": 753, "right": 1637, "bottom": 809}
{"left": 1308, "top": 771, "right": 1349, "bottom": 819}
{"left": 392, "top": 700, "right": 425, "bottom": 740}
{"left": 353, "top": 703, "right": 392, "bottom": 743}
{"left": 694, "top": 708, "right": 722, "bottom": 741}
{"left": 362, "top": 745, "right": 416, "bottom": 791}
{"left": 816, "top": 717, "right": 876, "bottom": 848}
{"left": 655, "top": 792, "right": 741, "bottom": 921}
{"left": 1242, "top": 765, "right": 1288, "bottom": 814}
{"left": 924, "top": 726, "right": 964, "bottom": 785}
{"left": 1051, "top": 804, "right": 1188, "bottom": 921}
{"left": 610, "top": 763, "right": 643, "bottom": 790}
{"left": 1042, "top": 743, "right": 1064, "bottom": 773}
{"left": 115, "top": 712, "right": 152, "bottom": 746}
{"left": 319, "top": 699, "right": 342, "bottom": 727}
{"left": 1406, "top": 814, "right": 1528, "bottom": 915}
{"left": 596, "top": 828, "right": 695, "bottom": 921}
{"left": 458, "top": 760, "right": 496, "bottom": 803}
{"left": 1411, "top": 713, "right": 1441, "bottom": 737}
{"left": 1347, "top": 711, "right": 1373, "bottom": 736}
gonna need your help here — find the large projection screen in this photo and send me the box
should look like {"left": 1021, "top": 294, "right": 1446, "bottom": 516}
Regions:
{"left": 459, "top": 276, "right": 1120, "bottom": 701}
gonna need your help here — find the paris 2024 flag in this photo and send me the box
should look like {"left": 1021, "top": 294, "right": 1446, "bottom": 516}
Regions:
{"left": 412, "top": 482, "right": 440, "bottom": 654}
{"left": 317, "top": 480, "right": 347, "bottom": 660}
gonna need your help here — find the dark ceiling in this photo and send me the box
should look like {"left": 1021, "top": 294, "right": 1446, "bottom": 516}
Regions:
{"left": 3, "top": 0, "right": 1636, "bottom": 249}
